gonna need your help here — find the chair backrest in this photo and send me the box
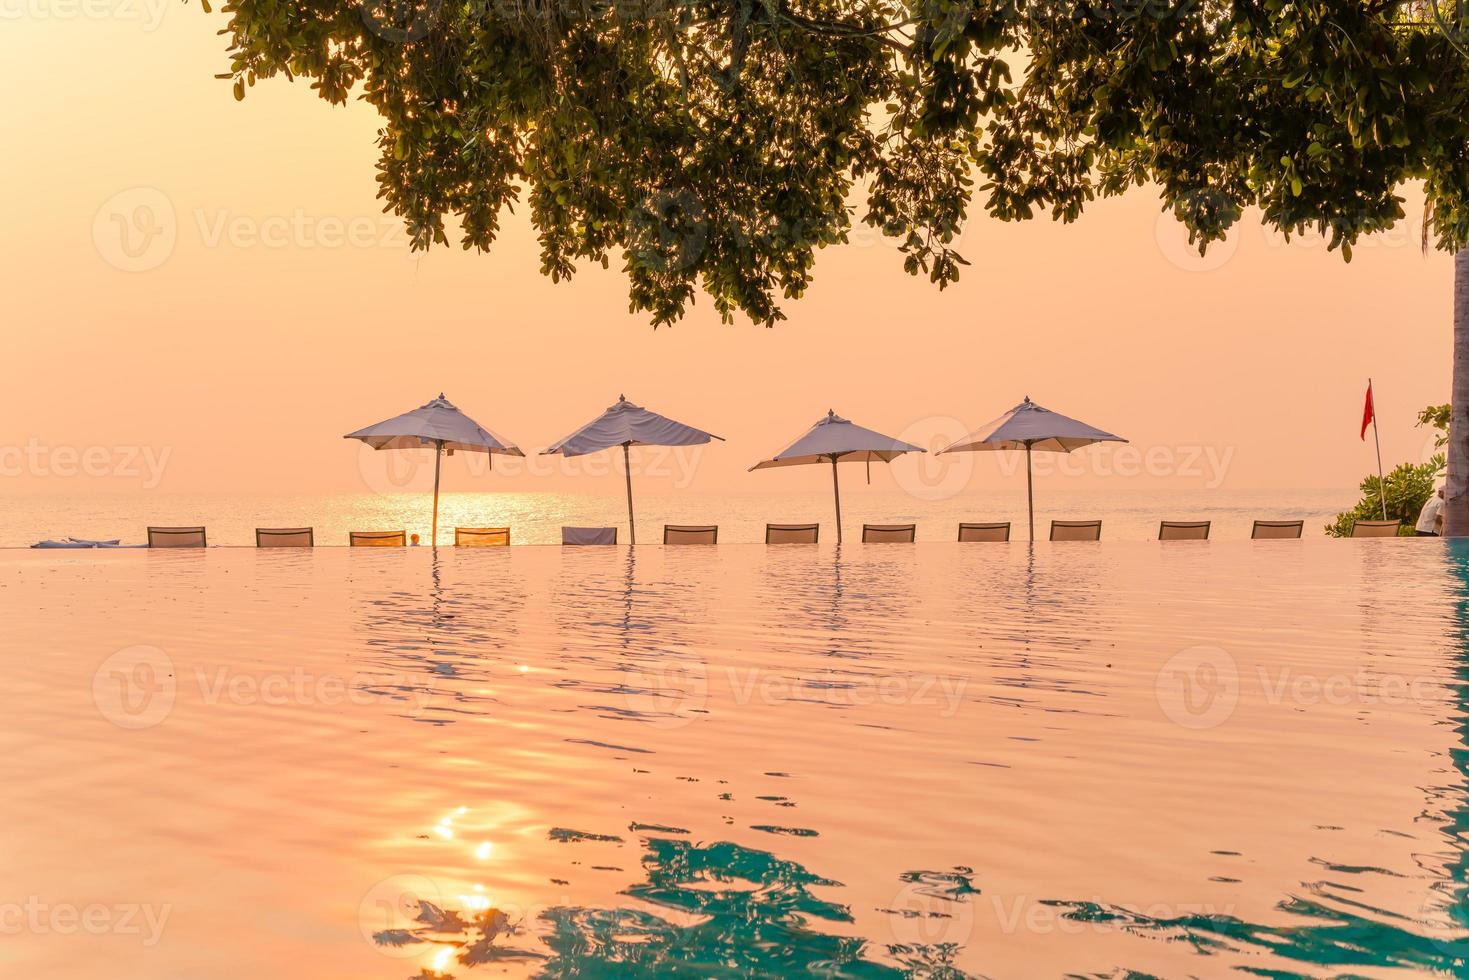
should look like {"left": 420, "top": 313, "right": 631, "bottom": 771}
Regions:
{"left": 862, "top": 523, "right": 916, "bottom": 543}
{"left": 561, "top": 526, "right": 617, "bottom": 545}
{"left": 664, "top": 525, "right": 718, "bottom": 545}
{"left": 958, "top": 522, "right": 1010, "bottom": 542}
{"left": 766, "top": 523, "right": 819, "bottom": 544}
{"left": 1050, "top": 520, "right": 1102, "bottom": 542}
{"left": 1351, "top": 519, "right": 1401, "bottom": 538}
{"left": 350, "top": 530, "right": 406, "bottom": 547}
{"left": 148, "top": 526, "right": 206, "bottom": 548}
{"left": 455, "top": 527, "right": 510, "bottom": 547}
{"left": 256, "top": 527, "right": 313, "bottom": 547}
{"left": 1159, "top": 521, "right": 1210, "bottom": 541}
{"left": 1251, "top": 520, "right": 1303, "bottom": 540}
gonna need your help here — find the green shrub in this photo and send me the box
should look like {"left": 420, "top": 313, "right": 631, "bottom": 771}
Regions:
{"left": 1325, "top": 456, "right": 1442, "bottom": 537}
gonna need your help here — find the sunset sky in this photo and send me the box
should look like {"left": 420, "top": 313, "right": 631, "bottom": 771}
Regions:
{"left": 1, "top": 7, "right": 1452, "bottom": 498}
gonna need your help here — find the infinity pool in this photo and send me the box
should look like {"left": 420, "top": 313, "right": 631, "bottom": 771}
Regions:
{"left": 4, "top": 542, "right": 1466, "bottom": 978}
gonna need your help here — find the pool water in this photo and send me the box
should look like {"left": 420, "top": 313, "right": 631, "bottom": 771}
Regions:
{"left": 3, "top": 541, "right": 1467, "bottom": 978}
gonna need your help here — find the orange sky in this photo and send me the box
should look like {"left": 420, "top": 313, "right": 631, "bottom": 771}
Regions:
{"left": 0, "top": 9, "right": 1452, "bottom": 498}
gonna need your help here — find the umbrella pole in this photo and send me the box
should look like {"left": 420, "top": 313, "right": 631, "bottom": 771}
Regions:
{"left": 1025, "top": 441, "right": 1034, "bottom": 543}
{"left": 831, "top": 455, "right": 843, "bottom": 545}
{"left": 431, "top": 439, "right": 444, "bottom": 548}
{"left": 623, "top": 442, "right": 636, "bottom": 546}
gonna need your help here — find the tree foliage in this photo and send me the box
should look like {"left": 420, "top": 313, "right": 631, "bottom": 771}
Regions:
{"left": 206, "top": 0, "right": 1469, "bottom": 326}
{"left": 1326, "top": 402, "right": 1449, "bottom": 536}
{"left": 208, "top": 0, "right": 1015, "bottom": 325}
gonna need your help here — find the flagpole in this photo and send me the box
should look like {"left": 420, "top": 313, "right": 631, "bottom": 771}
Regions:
{"left": 1369, "top": 379, "right": 1387, "bottom": 520}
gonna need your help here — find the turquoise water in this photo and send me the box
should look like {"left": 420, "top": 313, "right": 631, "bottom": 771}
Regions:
{"left": 1, "top": 540, "right": 1464, "bottom": 977}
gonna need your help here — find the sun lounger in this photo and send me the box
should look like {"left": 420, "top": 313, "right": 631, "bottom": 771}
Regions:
{"left": 664, "top": 525, "right": 718, "bottom": 544}
{"left": 1251, "top": 520, "right": 1303, "bottom": 539}
{"left": 1159, "top": 521, "right": 1210, "bottom": 540}
{"left": 148, "top": 526, "right": 206, "bottom": 548}
{"left": 455, "top": 527, "right": 510, "bottom": 547}
{"left": 256, "top": 528, "right": 314, "bottom": 547}
{"left": 766, "top": 523, "right": 819, "bottom": 544}
{"left": 958, "top": 522, "right": 1010, "bottom": 542}
{"left": 562, "top": 526, "right": 617, "bottom": 545}
{"left": 862, "top": 524, "right": 916, "bottom": 543}
{"left": 1050, "top": 520, "right": 1101, "bottom": 541}
{"left": 349, "top": 531, "right": 406, "bottom": 547}
{"left": 1351, "top": 519, "right": 1401, "bottom": 538}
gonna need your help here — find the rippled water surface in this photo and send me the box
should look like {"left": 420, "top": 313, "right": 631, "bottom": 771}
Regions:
{"left": 4, "top": 541, "right": 1468, "bottom": 978}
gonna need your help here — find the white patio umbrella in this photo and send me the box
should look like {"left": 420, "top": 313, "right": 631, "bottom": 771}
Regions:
{"left": 345, "top": 393, "right": 524, "bottom": 546}
{"left": 542, "top": 395, "right": 723, "bottom": 545}
{"left": 936, "top": 396, "right": 1126, "bottom": 542}
{"left": 750, "top": 410, "right": 924, "bottom": 545}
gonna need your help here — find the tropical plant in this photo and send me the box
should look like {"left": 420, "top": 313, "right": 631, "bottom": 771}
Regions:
{"left": 1326, "top": 457, "right": 1443, "bottom": 537}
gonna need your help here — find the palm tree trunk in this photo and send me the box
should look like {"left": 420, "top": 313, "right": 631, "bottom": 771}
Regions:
{"left": 1447, "top": 250, "right": 1469, "bottom": 536}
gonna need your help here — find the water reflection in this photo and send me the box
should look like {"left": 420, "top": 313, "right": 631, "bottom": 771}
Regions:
{"left": 375, "top": 832, "right": 978, "bottom": 978}
{"left": 549, "top": 549, "right": 709, "bottom": 735}
{"left": 348, "top": 551, "right": 527, "bottom": 723}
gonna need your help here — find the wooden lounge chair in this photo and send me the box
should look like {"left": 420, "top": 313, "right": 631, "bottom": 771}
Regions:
{"left": 562, "top": 526, "right": 617, "bottom": 545}
{"left": 766, "top": 523, "right": 819, "bottom": 544}
{"left": 350, "top": 531, "right": 406, "bottom": 547}
{"left": 862, "top": 523, "right": 916, "bottom": 543}
{"left": 1050, "top": 520, "right": 1101, "bottom": 541}
{"left": 958, "top": 522, "right": 1010, "bottom": 542}
{"left": 1251, "top": 520, "right": 1303, "bottom": 539}
{"left": 1159, "top": 521, "right": 1210, "bottom": 541}
{"left": 455, "top": 527, "right": 510, "bottom": 547}
{"left": 1351, "top": 519, "right": 1401, "bottom": 538}
{"left": 255, "top": 527, "right": 313, "bottom": 547}
{"left": 148, "top": 526, "right": 206, "bottom": 548}
{"left": 664, "top": 525, "right": 718, "bottom": 544}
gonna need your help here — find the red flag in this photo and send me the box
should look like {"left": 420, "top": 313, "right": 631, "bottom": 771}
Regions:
{"left": 1360, "top": 382, "right": 1374, "bottom": 440}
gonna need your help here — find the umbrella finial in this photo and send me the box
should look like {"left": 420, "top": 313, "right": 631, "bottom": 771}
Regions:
{"left": 827, "top": 408, "right": 836, "bottom": 419}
